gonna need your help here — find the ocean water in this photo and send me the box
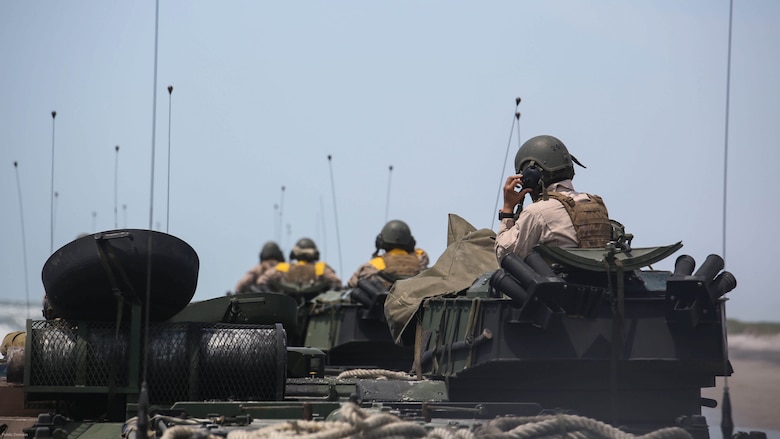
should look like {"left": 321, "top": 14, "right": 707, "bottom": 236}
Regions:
{"left": 2, "top": 302, "right": 778, "bottom": 437}
{"left": 0, "top": 300, "right": 41, "bottom": 337}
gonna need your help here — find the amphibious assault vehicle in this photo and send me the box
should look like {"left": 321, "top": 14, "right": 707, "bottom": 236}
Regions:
{"left": 0, "top": 221, "right": 754, "bottom": 438}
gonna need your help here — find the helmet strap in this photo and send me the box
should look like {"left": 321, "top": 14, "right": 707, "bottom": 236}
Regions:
{"left": 571, "top": 154, "right": 587, "bottom": 169}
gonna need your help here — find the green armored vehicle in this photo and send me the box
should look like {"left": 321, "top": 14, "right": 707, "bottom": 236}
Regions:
{"left": 3, "top": 218, "right": 751, "bottom": 438}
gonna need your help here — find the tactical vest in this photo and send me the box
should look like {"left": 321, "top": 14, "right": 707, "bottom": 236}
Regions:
{"left": 276, "top": 261, "right": 327, "bottom": 284}
{"left": 369, "top": 249, "right": 422, "bottom": 285}
{"left": 546, "top": 191, "right": 612, "bottom": 248}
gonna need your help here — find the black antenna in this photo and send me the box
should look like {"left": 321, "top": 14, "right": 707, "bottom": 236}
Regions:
{"left": 720, "top": 1, "right": 735, "bottom": 438}
{"left": 53, "top": 192, "right": 59, "bottom": 234}
{"left": 279, "top": 186, "right": 286, "bottom": 248}
{"left": 166, "top": 85, "right": 173, "bottom": 233}
{"left": 492, "top": 97, "right": 521, "bottom": 227}
{"left": 384, "top": 165, "right": 393, "bottom": 223}
{"left": 273, "top": 203, "right": 280, "bottom": 244}
{"left": 138, "top": 0, "right": 161, "bottom": 434}
{"left": 50, "top": 110, "right": 56, "bottom": 254}
{"left": 721, "top": 1, "right": 733, "bottom": 265}
{"left": 13, "top": 162, "right": 31, "bottom": 318}
{"left": 114, "top": 145, "right": 120, "bottom": 229}
{"left": 327, "top": 155, "right": 344, "bottom": 277}
{"left": 319, "top": 195, "right": 328, "bottom": 260}
{"left": 123, "top": 204, "right": 127, "bottom": 228}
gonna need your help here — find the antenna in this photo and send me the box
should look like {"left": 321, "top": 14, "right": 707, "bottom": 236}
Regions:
{"left": 92, "top": 211, "right": 97, "bottom": 231}
{"left": 166, "top": 85, "right": 173, "bottom": 233}
{"left": 50, "top": 110, "right": 56, "bottom": 253}
{"left": 720, "top": 2, "right": 735, "bottom": 439}
{"left": 123, "top": 204, "right": 128, "bottom": 228}
{"left": 721, "top": 2, "right": 733, "bottom": 264}
{"left": 273, "top": 203, "right": 280, "bottom": 243}
{"left": 138, "top": 0, "right": 161, "bottom": 434}
{"left": 53, "top": 192, "right": 59, "bottom": 233}
{"left": 114, "top": 145, "right": 120, "bottom": 229}
{"left": 13, "top": 162, "right": 31, "bottom": 318}
{"left": 319, "top": 195, "right": 328, "bottom": 260}
{"left": 492, "top": 97, "right": 522, "bottom": 227}
{"left": 279, "top": 186, "right": 286, "bottom": 248}
{"left": 327, "top": 155, "right": 344, "bottom": 277}
{"left": 384, "top": 165, "right": 393, "bottom": 223}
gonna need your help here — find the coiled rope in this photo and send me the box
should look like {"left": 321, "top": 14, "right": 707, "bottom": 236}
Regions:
{"left": 158, "top": 404, "right": 694, "bottom": 439}
{"left": 475, "top": 413, "right": 693, "bottom": 439}
{"left": 223, "top": 402, "right": 468, "bottom": 439}
{"left": 336, "top": 368, "right": 418, "bottom": 381}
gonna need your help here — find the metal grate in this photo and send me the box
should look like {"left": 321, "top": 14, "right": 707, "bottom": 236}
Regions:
{"left": 28, "top": 320, "right": 129, "bottom": 388}
{"left": 147, "top": 322, "right": 286, "bottom": 403}
{"left": 28, "top": 320, "right": 286, "bottom": 403}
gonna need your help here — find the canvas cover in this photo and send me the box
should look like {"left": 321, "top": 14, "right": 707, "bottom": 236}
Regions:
{"left": 385, "top": 214, "right": 499, "bottom": 345}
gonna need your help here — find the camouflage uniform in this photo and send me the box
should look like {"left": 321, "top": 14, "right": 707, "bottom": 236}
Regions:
{"left": 496, "top": 179, "right": 607, "bottom": 260}
{"left": 256, "top": 260, "right": 342, "bottom": 290}
{"left": 235, "top": 259, "right": 281, "bottom": 293}
{"left": 347, "top": 248, "right": 429, "bottom": 288}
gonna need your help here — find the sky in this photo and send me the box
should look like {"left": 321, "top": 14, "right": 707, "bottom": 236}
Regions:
{"left": 1, "top": 1, "right": 779, "bottom": 323}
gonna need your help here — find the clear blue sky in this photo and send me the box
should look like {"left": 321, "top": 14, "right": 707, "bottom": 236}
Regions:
{"left": 1, "top": 1, "right": 778, "bottom": 322}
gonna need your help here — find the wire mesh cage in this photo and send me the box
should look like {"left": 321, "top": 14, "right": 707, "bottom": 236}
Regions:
{"left": 26, "top": 320, "right": 286, "bottom": 404}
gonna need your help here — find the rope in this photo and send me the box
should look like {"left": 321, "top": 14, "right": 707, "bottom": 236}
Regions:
{"left": 160, "top": 425, "right": 223, "bottom": 439}
{"left": 147, "top": 406, "right": 693, "bottom": 439}
{"left": 222, "top": 403, "right": 471, "bottom": 439}
{"left": 336, "top": 368, "right": 418, "bottom": 381}
{"left": 476, "top": 414, "right": 693, "bottom": 439}
{"left": 227, "top": 420, "right": 355, "bottom": 439}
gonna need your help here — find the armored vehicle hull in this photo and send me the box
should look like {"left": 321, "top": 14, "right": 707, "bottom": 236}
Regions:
{"left": 2, "top": 227, "right": 759, "bottom": 439}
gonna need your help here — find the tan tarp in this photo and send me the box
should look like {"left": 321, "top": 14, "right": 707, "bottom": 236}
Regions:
{"left": 385, "top": 214, "right": 500, "bottom": 345}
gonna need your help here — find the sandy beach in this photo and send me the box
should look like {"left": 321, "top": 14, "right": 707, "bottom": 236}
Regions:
{"left": 701, "top": 334, "right": 780, "bottom": 436}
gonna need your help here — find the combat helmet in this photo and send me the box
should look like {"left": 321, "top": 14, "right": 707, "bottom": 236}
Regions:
{"left": 376, "top": 220, "right": 416, "bottom": 253}
{"left": 514, "top": 135, "right": 584, "bottom": 186}
{"left": 259, "top": 241, "right": 284, "bottom": 263}
{"left": 290, "top": 237, "right": 320, "bottom": 262}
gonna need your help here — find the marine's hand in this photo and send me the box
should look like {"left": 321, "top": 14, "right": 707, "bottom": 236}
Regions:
{"left": 502, "top": 175, "right": 531, "bottom": 211}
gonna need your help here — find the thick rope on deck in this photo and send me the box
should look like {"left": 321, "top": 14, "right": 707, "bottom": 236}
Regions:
{"left": 224, "top": 402, "right": 470, "bottom": 439}
{"left": 336, "top": 368, "right": 418, "bottom": 380}
{"left": 161, "top": 425, "right": 223, "bottom": 439}
{"left": 475, "top": 413, "right": 694, "bottom": 439}
{"left": 159, "top": 405, "right": 693, "bottom": 439}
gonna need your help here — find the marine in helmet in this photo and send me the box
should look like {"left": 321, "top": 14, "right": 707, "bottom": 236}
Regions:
{"left": 255, "top": 237, "right": 342, "bottom": 292}
{"left": 347, "top": 220, "right": 429, "bottom": 289}
{"left": 495, "top": 135, "right": 612, "bottom": 261}
{"left": 234, "top": 241, "right": 285, "bottom": 293}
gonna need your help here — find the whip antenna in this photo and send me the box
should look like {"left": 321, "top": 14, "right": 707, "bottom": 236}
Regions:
{"left": 114, "top": 145, "right": 120, "bottom": 229}
{"left": 166, "top": 85, "right": 173, "bottom": 233}
{"left": 279, "top": 186, "right": 286, "bottom": 248}
{"left": 492, "top": 97, "right": 521, "bottom": 227}
{"left": 13, "top": 162, "right": 31, "bottom": 318}
{"left": 319, "top": 195, "right": 328, "bottom": 259}
{"left": 123, "top": 204, "right": 127, "bottom": 228}
{"left": 721, "top": 0, "right": 733, "bottom": 265}
{"left": 92, "top": 211, "right": 97, "bottom": 231}
{"left": 720, "top": 1, "right": 735, "bottom": 438}
{"left": 274, "top": 203, "right": 280, "bottom": 244}
{"left": 327, "top": 155, "right": 344, "bottom": 277}
{"left": 138, "top": 0, "right": 161, "bottom": 434}
{"left": 384, "top": 165, "right": 393, "bottom": 223}
{"left": 50, "top": 110, "right": 56, "bottom": 253}
{"left": 53, "top": 192, "right": 59, "bottom": 234}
